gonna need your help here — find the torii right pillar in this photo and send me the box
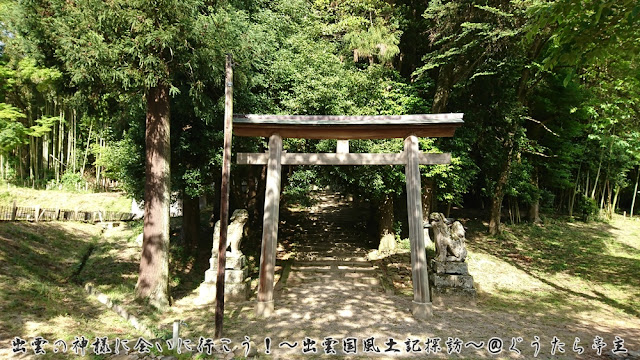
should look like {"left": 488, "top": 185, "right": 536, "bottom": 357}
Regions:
{"left": 404, "top": 135, "right": 433, "bottom": 318}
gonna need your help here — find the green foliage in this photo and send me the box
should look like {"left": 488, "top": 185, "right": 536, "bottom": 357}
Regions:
{"left": 416, "top": 0, "right": 523, "bottom": 77}
{"left": 0, "top": 102, "right": 28, "bottom": 153}
{"left": 59, "top": 171, "right": 84, "bottom": 191}
{"left": 527, "top": 1, "right": 639, "bottom": 72}
{"left": 283, "top": 168, "right": 318, "bottom": 207}
{"left": 93, "top": 134, "right": 144, "bottom": 199}
{"left": 420, "top": 138, "right": 478, "bottom": 206}
{"left": 27, "top": 115, "right": 57, "bottom": 137}
{"left": 313, "top": 0, "right": 401, "bottom": 64}
{"left": 574, "top": 195, "right": 599, "bottom": 222}
{"left": 0, "top": 0, "right": 636, "bottom": 225}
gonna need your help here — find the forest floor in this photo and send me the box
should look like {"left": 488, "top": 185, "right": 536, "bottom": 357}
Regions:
{"left": 0, "top": 190, "right": 639, "bottom": 359}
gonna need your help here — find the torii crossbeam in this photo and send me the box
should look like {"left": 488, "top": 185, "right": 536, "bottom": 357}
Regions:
{"left": 233, "top": 113, "right": 464, "bottom": 319}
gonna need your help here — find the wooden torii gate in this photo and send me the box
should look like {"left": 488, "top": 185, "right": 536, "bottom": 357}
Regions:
{"left": 233, "top": 113, "right": 464, "bottom": 319}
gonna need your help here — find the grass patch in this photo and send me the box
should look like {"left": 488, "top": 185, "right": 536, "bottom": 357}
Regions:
{"left": 0, "top": 221, "right": 141, "bottom": 359}
{"left": 469, "top": 216, "right": 640, "bottom": 317}
{"left": 379, "top": 215, "right": 640, "bottom": 322}
{"left": 0, "top": 186, "right": 131, "bottom": 212}
{"left": 76, "top": 219, "right": 211, "bottom": 338}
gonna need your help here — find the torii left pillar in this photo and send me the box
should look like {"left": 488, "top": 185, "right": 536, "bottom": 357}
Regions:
{"left": 256, "top": 133, "right": 282, "bottom": 317}
{"left": 405, "top": 135, "right": 432, "bottom": 318}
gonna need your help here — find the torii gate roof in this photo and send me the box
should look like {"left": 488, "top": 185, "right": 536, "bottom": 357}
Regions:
{"left": 233, "top": 114, "right": 464, "bottom": 139}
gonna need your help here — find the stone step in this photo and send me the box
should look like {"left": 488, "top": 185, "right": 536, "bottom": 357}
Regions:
{"left": 288, "top": 272, "right": 334, "bottom": 280}
{"left": 293, "top": 255, "right": 369, "bottom": 262}
{"left": 289, "top": 267, "right": 377, "bottom": 274}
{"left": 337, "top": 267, "right": 377, "bottom": 274}
{"left": 291, "top": 246, "right": 362, "bottom": 250}
{"left": 292, "top": 260, "right": 373, "bottom": 268}
{"left": 281, "top": 283, "right": 384, "bottom": 293}
{"left": 288, "top": 270, "right": 381, "bottom": 283}
{"left": 290, "top": 266, "right": 332, "bottom": 272}
{"left": 286, "top": 275, "right": 382, "bottom": 287}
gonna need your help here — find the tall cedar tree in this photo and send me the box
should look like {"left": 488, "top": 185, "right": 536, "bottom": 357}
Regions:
{"left": 15, "top": 0, "right": 233, "bottom": 308}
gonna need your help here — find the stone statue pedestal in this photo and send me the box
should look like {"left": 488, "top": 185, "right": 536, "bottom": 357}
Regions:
{"left": 429, "top": 259, "right": 476, "bottom": 297}
{"left": 196, "top": 209, "right": 251, "bottom": 305}
{"left": 197, "top": 252, "right": 250, "bottom": 304}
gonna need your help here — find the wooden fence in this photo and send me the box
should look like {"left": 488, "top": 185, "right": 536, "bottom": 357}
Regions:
{"left": 0, "top": 202, "right": 136, "bottom": 223}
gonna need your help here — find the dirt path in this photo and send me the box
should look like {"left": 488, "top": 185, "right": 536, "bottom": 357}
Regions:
{"left": 163, "top": 192, "right": 640, "bottom": 359}
{"left": 171, "top": 192, "right": 638, "bottom": 359}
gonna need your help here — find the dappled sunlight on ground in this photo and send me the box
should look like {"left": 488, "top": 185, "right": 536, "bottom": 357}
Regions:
{"left": 2, "top": 198, "right": 639, "bottom": 359}
{"left": 155, "top": 196, "right": 640, "bottom": 359}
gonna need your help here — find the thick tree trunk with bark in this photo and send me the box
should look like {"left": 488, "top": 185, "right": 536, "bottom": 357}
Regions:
{"left": 135, "top": 84, "right": 171, "bottom": 310}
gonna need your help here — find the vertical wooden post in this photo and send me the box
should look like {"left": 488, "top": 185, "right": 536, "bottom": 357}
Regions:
{"left": 337, "top": 140, "right": 349, "bottom": 154}
{"left": 404, "top": 135, "right": 432, "bottom": 318}
{"left": 11, "top": 200, "right": 17, "bottom": 221}
{"left": 214, "top": 54, "right": 233, "bottom": 339}
{"left": 34, "top": 205, "right": 40, "bottom": 223}
{"left": 256, "top": 133, "right": 282, "bottom": 317}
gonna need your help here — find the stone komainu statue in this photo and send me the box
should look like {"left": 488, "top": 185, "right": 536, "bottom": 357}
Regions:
{"left": 429, "top": 212, "right": 467, "bottom": 262}
{"left": 212, "top": 209, "right": 249, "bottom": 256}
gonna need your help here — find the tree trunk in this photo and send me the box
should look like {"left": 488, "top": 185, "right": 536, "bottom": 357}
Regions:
{"left": 606, "top": 181, "right": 613, "bottom": 219}
{"left": 489, "top": 146, "right": 513, "bottom": 235}
{"left": 255, "top": 165, "right": 267, "bottom": 225}
{"left": 182, "top": 192, "right": 201, "bottom": 251}
{"left": 377, "top": 194, "right": 396, "bottom": 252}
{"left": 135, "top": 83, "right": 171, "bottom": 310}
{"left": 64, "top": 109, "right": 71, "bottom": 173}
{"left": 585, "top": 170, "right": 590, "bottom": 197}
{"left": 421, "top": 177, "right": 435, "bottom": 247}
{"left": 71, "top": 109, "right": 76, "bottom": 173}
{"left": 529, "top": 169, "right": 542, "bottom": 223}
{"left": 18, "top": 147, "right": 24, "bottom": 179}
{"left": 591, "top": 154, "right": 603, "bottom": 199}
{"left": 81, "top": 120, "right": 93, "bottom": 176}
{"left": 599, "top": 179, "right": 608, "bottom": 210}
{"left": 508, "top": 197, "right": 514, "bottom": 224}
{"left": 612, "top": 186, "right": 620, "bottom": 218}
{"left": 631, "top": 166, "right": 639, "bottom": 218}
{"left": 246, "top": 165, "right": 258, "bottom": 235}
{"left": 431, "top": 64, "right": 454, "bottom": 113}
{"left": 568, "top": 166, "right": 581, "bottom": 217}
